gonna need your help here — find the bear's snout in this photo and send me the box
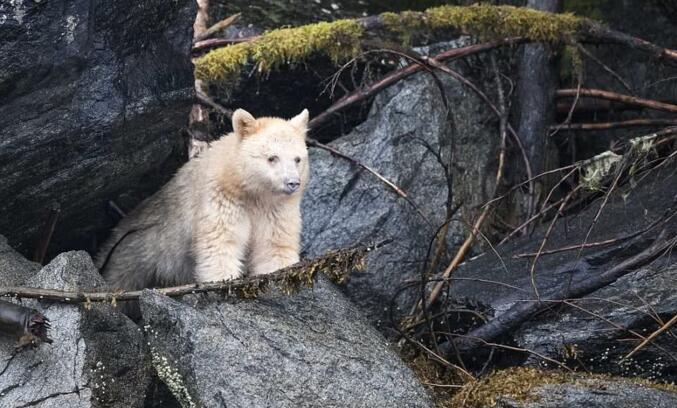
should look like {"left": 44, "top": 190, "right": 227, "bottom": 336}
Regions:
{"left": 284, "top": 178, "right": 301, "bottom": 194}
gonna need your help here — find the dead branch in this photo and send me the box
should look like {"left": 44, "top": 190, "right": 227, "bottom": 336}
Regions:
{"left": 193, "top": 36, "right": 260, "bottom": 52}
{"left": 624, "top": 313, "right": 677, "bottom": 360}
{"left": 556, "top": 88, "right": 677, "bottom": 113}
{"left": 307, "top": 38, "right": 525, "bottom": 130}
{"left": 439, "top": 230, "right": 677, "bottom": 356}
{"left": 550, "top": 118, "right": 677, "bottom": 131}
{"left": 193, "top": 13, "right": 240, "bottom": 43}
{"left": 32, "top": 206, "right": 60, "bottom": 265}
{"left": 0, "top": 242, "right": 386, "bottom": 304}
{"left": 196, "top": 87, "right": 233, "bottom": 117}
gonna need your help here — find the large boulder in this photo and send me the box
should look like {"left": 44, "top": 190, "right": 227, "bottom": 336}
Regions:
{"left": 0, "top": 0, "right": 196, "bottom": 257}
{"left": 301, "top": 42, "right": 502, "bottom": 327}
{"left": 0, "top": 251, "right": 149, "bottom": 407}
{"left": 140, "top": 278, "right": 433, "bottom": 407}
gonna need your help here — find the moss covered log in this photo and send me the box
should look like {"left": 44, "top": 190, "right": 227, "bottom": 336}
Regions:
{"left": 194, "top": 4, "right": 588, "bottom": 84}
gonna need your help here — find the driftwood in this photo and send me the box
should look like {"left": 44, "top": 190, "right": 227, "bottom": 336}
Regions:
{"left": 0, "top": 241, "right": 386, "bottom": 304}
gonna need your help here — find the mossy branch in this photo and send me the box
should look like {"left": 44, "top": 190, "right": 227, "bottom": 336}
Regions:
{"left": 194, "top": 4, "right": 586, "bottom": 84}
{"left": 0, "top": 241, "right": 389, "bottom": 304}
{"left": 194, "top": 4, "right": 677, "bottom": 86}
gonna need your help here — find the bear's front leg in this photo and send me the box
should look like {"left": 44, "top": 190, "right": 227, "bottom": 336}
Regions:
{"left": 248, "top": 206, "right": 301, "bottom": 276}
{"left": 193, "top": 199, "right": 250, "bottom": 282}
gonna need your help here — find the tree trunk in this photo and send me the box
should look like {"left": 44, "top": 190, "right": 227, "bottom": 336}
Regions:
{"left": 515, "top": 0, "right": 562, "bottom": 210}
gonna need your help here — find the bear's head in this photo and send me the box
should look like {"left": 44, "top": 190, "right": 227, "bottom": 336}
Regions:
{"left": 233, "top": 108, "right": 310, "bottom": 198}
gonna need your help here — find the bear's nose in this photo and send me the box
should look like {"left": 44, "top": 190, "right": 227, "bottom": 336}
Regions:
{"left": 284, "top": 179, "right": 301, "bottom": 193}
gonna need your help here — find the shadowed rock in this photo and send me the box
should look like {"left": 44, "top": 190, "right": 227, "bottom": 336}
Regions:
{"left": 0, "top": 0, "right": 196, "bottom": 258}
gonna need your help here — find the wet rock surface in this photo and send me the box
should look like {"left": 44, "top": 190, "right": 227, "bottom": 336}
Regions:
{"left": 0, "top": 251, "right": 149, "bottom": 408}
{"left": 140, "top": 277, "right": 433, "bottom": 408}
{"left": 0, "top": 0, "right": 196, "bottom": 257}
{"left": 301, "top": 42, "right": 501, "bottom": 328}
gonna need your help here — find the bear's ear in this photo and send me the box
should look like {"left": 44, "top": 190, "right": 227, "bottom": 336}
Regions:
{"left": 232, "top": 109, "right": 256, "bottom": 138}
{"left": 289, "top": 109, "right": 309, "bottom": 132}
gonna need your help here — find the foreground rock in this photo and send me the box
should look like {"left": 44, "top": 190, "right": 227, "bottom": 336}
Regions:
{"left": 302, "top": 41, "right": 501, "bottom": 327}
{"left": 0, "top": 251, "right": 149, "bottom": 407}
{"left": 0, "top": 0, "right": 196, "bottom": 257}
{"left": 140, "top": 277, "right": 433, "bottom": 408}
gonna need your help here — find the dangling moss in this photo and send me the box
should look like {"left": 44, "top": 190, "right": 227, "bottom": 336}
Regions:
{"left": 195, "top": 5, "right": 588, "bottom": 84}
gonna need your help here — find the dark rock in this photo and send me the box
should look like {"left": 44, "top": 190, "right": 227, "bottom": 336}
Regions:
{"left": 0, "top": 234, "right": 41, "bottom": 286}
{"left": 0, "top": 0, "right": 196, "bottom": 257}
{"left": 497, "top": 379, "right": 677, "bottom": 408}
{"left": 139, "top": 278, "right": 433, "bottom": 408}
{"left": 301, "top": 40, "right": 502, "bottom": 328}
{"left": 0, "top": 251, "right": 149, "bottom": 407}
{"left": 444, "top": 164, "right": 677, "bottom": 379}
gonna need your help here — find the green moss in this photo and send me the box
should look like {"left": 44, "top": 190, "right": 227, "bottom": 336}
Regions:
{"left": 194, "top": 19, "right": 363, "bottom": 84}
{"left": 424, "top": 4, "right": 582, "bottom": 42}
{"left": 195, "top": 5, "right": 589, "bottom": 84}
{"left": 449, "top": 367, "right": 677, "bottom": 408}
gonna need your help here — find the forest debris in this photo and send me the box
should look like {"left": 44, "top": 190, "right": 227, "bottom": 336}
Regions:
{"left": 580, "top": 151, "right": 622, "bottom": 191}
{"left": 0, "top": 300, "right": 52, "bottom": 348}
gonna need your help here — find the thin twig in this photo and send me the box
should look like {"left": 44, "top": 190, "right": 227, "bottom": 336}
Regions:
{"left": 306, "top": 139, "right": 434, "bottom": 228}
{"left": 556, "top": 88, "right": 677, "bottom": 113}
{"left": 33, "top": 207, "right": 60, "bottom": 265}
{"left": 551, "top": 118, "right": 677, "bottom": 131}
{"left": 576, "top": 43, "right": 634, "bottom": 94}
{"left": 624, "top": 313, "right": 677, "bottom": 360}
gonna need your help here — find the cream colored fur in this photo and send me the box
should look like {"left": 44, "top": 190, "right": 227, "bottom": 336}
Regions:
{"left": 95, "top": 109, "right": 310, "bottom": 290}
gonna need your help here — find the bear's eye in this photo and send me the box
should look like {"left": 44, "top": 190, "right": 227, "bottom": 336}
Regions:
{"left": 294, "top": 157, "right": 301, "bottom": 164}
{"left": 267, "top": 155, "right": 278, "bottom": 163}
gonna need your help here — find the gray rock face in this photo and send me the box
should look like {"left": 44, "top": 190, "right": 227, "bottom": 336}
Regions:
{"left": 0, "top": 0, "right": 196, "bottom": 256}
{"left": 140, "top": 278, "right": 433, "bottom": 408}
{"left": 0, "top": 251, "right": 149, "bottom": 408}
{"left": 497, "top": 380, "right": 677, "bottom": 408}
{"left": 301, "top": 45, "right": 500, "bottom": 327}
